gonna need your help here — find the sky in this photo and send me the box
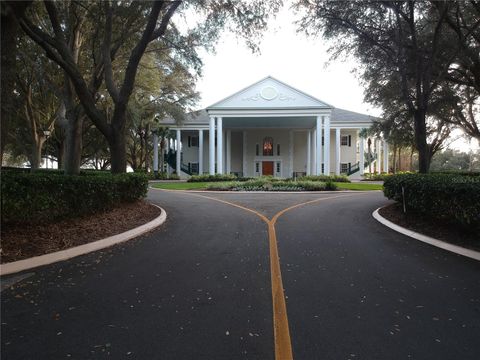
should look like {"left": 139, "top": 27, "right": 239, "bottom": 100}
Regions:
{"left": 191, "top": 3, "right": 478, "bottom": 152}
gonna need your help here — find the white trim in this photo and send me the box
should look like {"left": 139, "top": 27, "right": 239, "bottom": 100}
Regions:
{"left": 217, "top": 117, "right": 223, "bottom": 174}
{"left": 176, "top": 129, "right": 181, "bottom": 175}
{"left": 226, "top": 130, "right": 232, "bottom": 174}
{"left": 373, "top": 207, "right": 480, "bottom": 261}
{"left": 0, "top": 205, "right": 167, "bottom": 275}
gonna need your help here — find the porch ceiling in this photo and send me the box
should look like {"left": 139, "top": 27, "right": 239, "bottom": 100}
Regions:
{"left": 223, "top": 116, "right": 316, "bottom": 129}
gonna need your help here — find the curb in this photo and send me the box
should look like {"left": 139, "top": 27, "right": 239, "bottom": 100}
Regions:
{"left": 373, "top": 206, "right": 480, "bottom": 261}
{"left": 0, "top": 204, "right": 167, "bottom": 276}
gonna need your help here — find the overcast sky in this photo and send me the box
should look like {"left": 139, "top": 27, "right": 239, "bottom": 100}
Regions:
{"left": 191, "top": 3, "right": 477, "bottom": 152}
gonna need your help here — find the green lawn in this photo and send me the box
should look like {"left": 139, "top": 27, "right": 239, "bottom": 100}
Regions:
{"left": 151, "top": 182, "right": 210, "bottom": 190}
{"left": 151, "top": 181, "right": 382, "bottom": 191}
{"left": 334, "top": 182, "right": 383, "bottom": 191}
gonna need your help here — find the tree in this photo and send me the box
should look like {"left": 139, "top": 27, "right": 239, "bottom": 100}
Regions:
{"left": 295, "top": 0, "right": 459, "bottom": 172}
{"left": 17, "top": 0, "right": 281, "bottom": 173}
{"left": 1, "top": 1, "right": 32, "bottom": 165}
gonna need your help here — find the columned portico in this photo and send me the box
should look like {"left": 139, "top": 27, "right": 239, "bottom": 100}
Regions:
{"left": 335, "top": 128, "right": 341, "bottom": 175}
{"left": 306, "top": 131, "right": 311, "bottom": 175}
{"left": 176, "top": 129, "right": 181, "bottom": 175}
{"left": 323, "top": 115, "right": 331, "bottom": 175}
{"left": 383, "top": 140, "right": 389, "bottom": 173}
{"left": 316, "top": 116, "right": 322, "bottom": 175}
{"left": 160, "top": 76, "right": 377, "bottom": 179}
{"left": 216, "top": 117, "right": 223, "bottom": 174}
{"left": 198, "top": 130, "right": 203, "bottom": 174}
{"left": 209, "top": 117, "right": 215, "bottom": 175}
{"left": 359, "top": 135, "right": 365, "bottom": 176}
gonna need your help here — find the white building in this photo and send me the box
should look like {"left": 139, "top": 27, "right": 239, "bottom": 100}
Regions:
{"left": 156, "top": 76, "right": 388, "bottom": 178}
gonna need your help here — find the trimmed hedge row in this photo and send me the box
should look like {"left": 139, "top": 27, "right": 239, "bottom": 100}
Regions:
{"left": 188, "top": 174, "right": 238, "bottom": 182}
{"left": 206, "top": 179, "right": 337, "bottom": 191}
{"left": 1, "top": 171, "right": 148, "bottom": 224}
{"left": 383, "top": 173, "right": 480, "bottom": 228}
{"left": 297, "top": 175, "right": 351, "bottom": 183}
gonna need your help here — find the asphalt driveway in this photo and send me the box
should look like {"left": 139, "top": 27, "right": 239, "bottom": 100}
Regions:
{"left": 1, "top": 189, "right": 479, "bottom": 359}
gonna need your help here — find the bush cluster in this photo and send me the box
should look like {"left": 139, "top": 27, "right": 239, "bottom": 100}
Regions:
{"left": 383, "top": 173, "right": 480, "bottom": 229}
{"left": 362, "top": 173, "right": 391, "bottom": 181}
{"left": 1, "top": 170, "right": 148, "bottom": 224}
{"left": 206, "top": 178, "right": 337, "bottom": 191}
{"left": 297, "top": 175, "right": 351, "bottom": 183}
{"left": 188, "top": 174, "right": 238, "bottom": 182}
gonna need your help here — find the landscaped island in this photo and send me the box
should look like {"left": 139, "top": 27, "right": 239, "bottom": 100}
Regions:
{"left": 152, "top": 174, "right": 383, "bottom": 191}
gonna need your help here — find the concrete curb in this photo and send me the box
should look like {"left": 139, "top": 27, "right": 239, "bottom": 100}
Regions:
{"left": 0, "top": 204, "right": 167, "bottom": 276}
{"left": 373, "top": 206, "right": 480, "bottom": 261}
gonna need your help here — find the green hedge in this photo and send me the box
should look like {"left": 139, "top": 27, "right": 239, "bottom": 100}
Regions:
{"left": 1, "top": 171, "right": 148, "bottom": 224}
{"left": 297, "top": 175, "right": 351, "bottom": 183}
{"left": 383, "top": 173, "right": 480, "bottom": 228}
{"left": 206, "top": 179, "right": 337, "bottom": 191}
{"left": 188, "top": 174, "right": 238, "bottom": 182}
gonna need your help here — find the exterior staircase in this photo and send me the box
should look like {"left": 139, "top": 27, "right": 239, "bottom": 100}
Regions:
{"left": 347, "top": 153, "right": 377, "bottom": 178}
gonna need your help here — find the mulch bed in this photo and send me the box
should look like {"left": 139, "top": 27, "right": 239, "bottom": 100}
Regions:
{"left": 379, "top": 203, "right": 480, "bottom": 252}
{"left": 1, "top": 201, "right": 161, "bottom": 264}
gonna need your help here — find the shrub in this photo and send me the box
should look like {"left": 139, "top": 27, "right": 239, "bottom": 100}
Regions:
{"left": 154, "top": 172, "right": 180, "bottom": 180}
{"left": 1, "top": 170, "right": 148, "bottom": 224}
{"left": 298, "top": 175, "right": 351, "bottom": 183}
{"left": 188, "top": 173, "right": 237, "bottom": 182}
{"left": 205, "top": 179, "right": 337, "bottom": 192}
{"left": 383, "top": 173, "right": 480, "bottom": 229}
{"left": 362, "top": 173, "right": 391, "bottom": 181}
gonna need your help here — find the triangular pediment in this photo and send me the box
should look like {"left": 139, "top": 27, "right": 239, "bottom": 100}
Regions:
{"left": 207, "top": 76, "right": 332, "bottom": 110}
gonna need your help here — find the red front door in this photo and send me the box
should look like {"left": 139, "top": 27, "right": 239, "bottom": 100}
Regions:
{"left": 262, "top": 161, "right": 274, "bottom": 176}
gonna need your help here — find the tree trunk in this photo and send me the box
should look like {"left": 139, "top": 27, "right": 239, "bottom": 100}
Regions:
{"left": 56, "top": 138, "right": 65, "bottom": 169}
{"left": 413, "top": 109, "right": 429, "bottom": 173}
{"left": 398, "top": 147, "right": 401, "bottom": 171}
{"left": 30, "top": 138, "right": 45, "bottom": 170}
{"left": 109, "top": 125, "right": 127, "bottom": 174}
{"left": 64, "top": 114, "right": 83, "bottom": 175}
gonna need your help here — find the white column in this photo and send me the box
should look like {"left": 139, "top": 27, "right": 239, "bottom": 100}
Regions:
{"left": 323, "top": 115, "right": 331, "bottom": 175}
{"left": 335, "top": 128, "right": 341, "bottom": 175}
{"left": 383, "top": 140, "right": 389, "bottom": 173}
{"left": 176, "top": 129, "right": 181, "bottom": 175}
{"left": 316, "top": 116, "right": 322, "bottom": 175}
{"left": 226, "top": 130, "right": 232, "bottom": 174}
{"left": 359, "top": 135, "right": 365, "bottom": 176}
{"left": 306, "top": 131, "right": 311, "bottom": 175}
{"left": 216, "top": 117, "right": 223, "bottom": 174}
{"left": 376, "top": 138, "right": 382, "bottom": 173}
{"left": 198, "top": 129, "right": 203, "bottom": 175}
{"left": 312, "top": 129, "right": 317, "bottom": 175}
{"left": 209, "top": 117, "right": 215, "bottom": 175}
{"left": 242, "top": 130, "right": 247, "bottom": 177}
{"left": 289, "top": 130, "right": 294, "bottom": 178}
{"left": 153, "top": 133, "right": 159, "bottom": 174}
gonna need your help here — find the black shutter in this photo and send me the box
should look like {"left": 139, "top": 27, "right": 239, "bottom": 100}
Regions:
{"left": 188, "top": 136, "right": 191, "bottom": 147}
{"left": 348, "top": 135, "right": 351, "bottom": 147}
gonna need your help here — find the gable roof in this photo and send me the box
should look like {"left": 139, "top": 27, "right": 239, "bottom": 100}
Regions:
{"left": 207, "top": 76, "right": 334, "bottom": 110}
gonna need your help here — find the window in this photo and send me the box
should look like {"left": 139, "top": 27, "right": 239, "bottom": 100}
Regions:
{"left": 321, "top": 163, "right": 324, "bottom": 173}
{"left": 263, "top": 137, "right": 273, "bottom": 156}
{"left": 255, "top": 144, "right": 259, "bottom": 156}
{"left": 191, "top": 136, "right": 199, "bottom": 147}
{"left": 276, "top": 162, "right": 280, "bottom": 173}
{"left": 277, "top": 144, "right": 280, "bottom": 156}
{"left": 341, "top": 163, "right": 348, "bottom": 173}
{"left": 255, "top": 162, "right": 260, "bottom": 173}
{"left": 341, "top": 135, "right": 349, "bottom": 146}
{"left": 190, "top": 162, "right": 199, "bottom": 174}
{"left": 322, "top": 136, "right": 324, "bottom": 146}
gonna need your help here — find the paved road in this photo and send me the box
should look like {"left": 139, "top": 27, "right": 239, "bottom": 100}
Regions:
{"left": 1, "top": 190, "right": 479, "bottom": 359}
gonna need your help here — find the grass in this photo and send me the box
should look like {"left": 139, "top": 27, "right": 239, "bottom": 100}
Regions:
{"left": 151, "top": 182, "right": 210, "bottom": 190}
{"left": 151, "top": 181, "right": 382, "bottom": 191}
{"left": 334, "top": 182, "right": 383, "bottom": 191}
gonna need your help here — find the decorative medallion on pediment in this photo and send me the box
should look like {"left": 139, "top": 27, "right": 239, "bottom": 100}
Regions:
{"left": 242, "top": 86, "right": 296, "bottom": 102}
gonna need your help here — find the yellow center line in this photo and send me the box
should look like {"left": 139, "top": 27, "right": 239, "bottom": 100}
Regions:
{"left": 156, "top": 189, "right": 367, "bottom": 360}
